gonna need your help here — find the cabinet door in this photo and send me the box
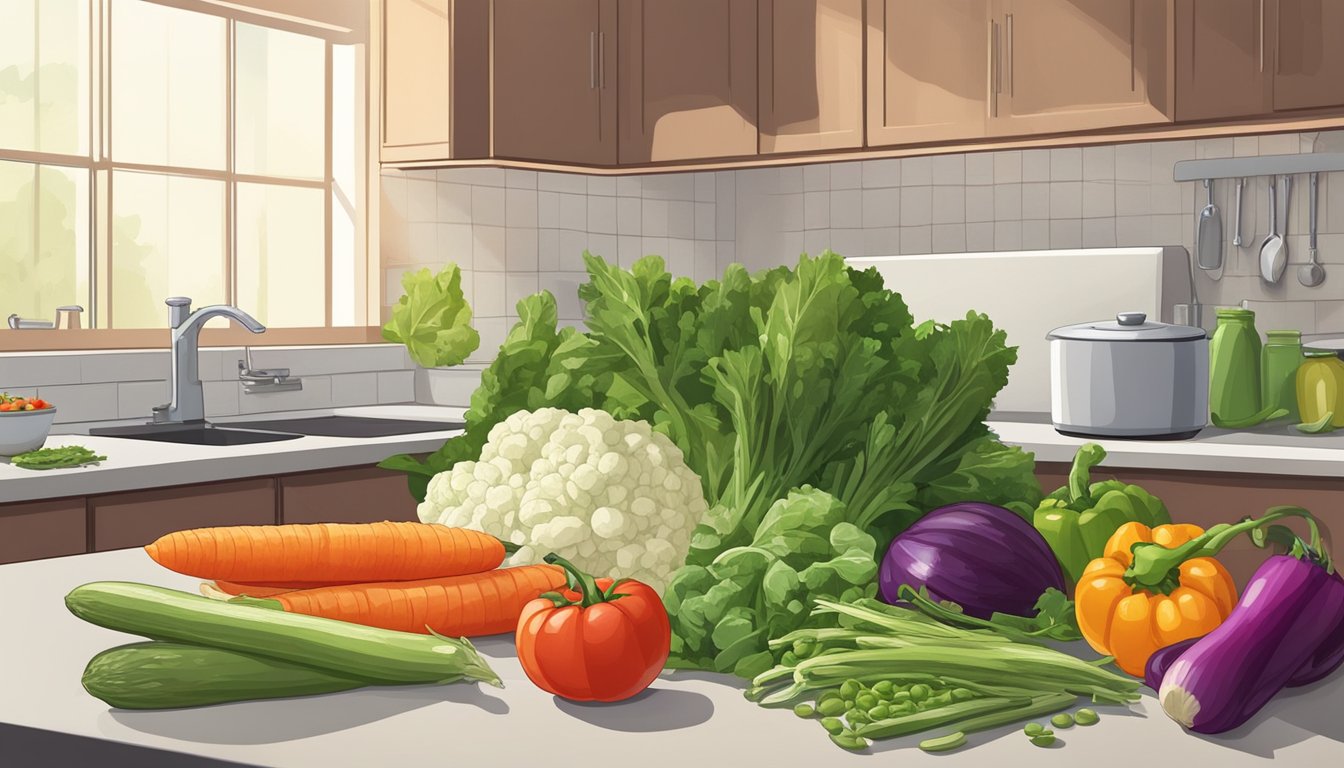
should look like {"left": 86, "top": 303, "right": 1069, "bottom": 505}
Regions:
{"left": 991, "top": 0, "right": 1173, "bottom": 135}
{"left": 759, "top": 0, "right": 866, "bottom": 154}
{"left": 1175, "top": 0, "right": 1270, "bottom": 121}
{"left": 493, "top": 0, "right": 617, "bottom": 165}
{"left": 90, "top": 479, "right": 276, "bottom": 551}
{"left": 1272, "top": 0, "right": 1344, "bottom": 111}
{"left": 866, "top": 0, "right": 989, "bottom": 146}
{"left": 381, "top": 0, "right": 452, "bottom": 162}
{"left": 0, "top": 498, "right": 86, "bottom": 564}
{"left": 280, "top": 466, "right": 419, "bottom": 525}
{"left": 618, "top": 0, "right": 757, "bottom": 164}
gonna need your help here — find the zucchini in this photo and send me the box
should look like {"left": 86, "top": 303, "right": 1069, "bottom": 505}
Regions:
{"left": 83, "top": 642, "right": 367, "bottom": 709}
{"left": 66, "top": 582, "right": 501, "bottom": 687}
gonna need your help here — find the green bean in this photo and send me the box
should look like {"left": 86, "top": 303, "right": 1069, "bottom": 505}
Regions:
{"left": 951, "top": 692, "right": 1075, "bottom": 741}
{"left": 817, "top": 690, "right": 842, "bottom": 705}
{"left": 872, "top": 680, "right": 894, "bottom": 696}
{"left": 1075, "top": 708, "right": 1100, "bottom": 726}
{"left": 830, "top": 731, "right": 867, "bottom": 751}
{"left": 853, "top": 697, "right": 1029, "bottom": 740}
{"left": 855, "top": 693, "right": 878, "bottom": 710}
{"left": 817, "top": 698, "right": 847, "bottom": 717}
{"left": 779, "top": 651, "right": 799, "bottom": 666}
{"left": 868, "top": 705, "right": 889, "bottom": 720}
{"left": 846, "top": 709, "right": 871, "bottom": 725}
{"left": 890, "top": 691, "right": 911, "bottom": 703}
{"left": 819, "top": 716, "right": 845, "bottom": 735}
{"left": 925, "top": 692, "right": 954, "bottom": 709}
{"left": 919, "top": 732, "right": 968, "bottom": 753}
{"left": 1051, "top": 713, "right": 1075, "bottom": 729}
{"left": 908, "top": 683, "right": 932, "bottom": 702}
{"left": 891, "top": 700, "right": 917, "bottom": 716}
{"left": 1030, "top": 733, "right": 1057, "bottom": 748}
{"left": 950, "top": 687, "right": 975, "bottom": 702}
{"left": 1024, "top": 722, "right": 1045, "bottom": 736}
{"left": 793, "top": 703, "right": 816, "bottom": 718}
{"left": 839, "top": 680, "right": 861, "bottom": 699}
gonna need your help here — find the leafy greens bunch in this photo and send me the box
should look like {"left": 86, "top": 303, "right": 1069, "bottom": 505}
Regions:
{"left": 382, "top": 251, "right": 1041, "bottom": 677}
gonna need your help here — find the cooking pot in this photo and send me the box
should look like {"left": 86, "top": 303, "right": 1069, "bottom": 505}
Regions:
{"left": 1047, "top": 311, "right": 1208, "bottom": 440}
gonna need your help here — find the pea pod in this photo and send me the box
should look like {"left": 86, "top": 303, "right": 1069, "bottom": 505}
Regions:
{"left": 1032, "top": 444, "right": 1172, "bottom": 585}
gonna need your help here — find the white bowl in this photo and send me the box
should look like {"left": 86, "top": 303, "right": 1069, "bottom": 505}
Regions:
{"left": 0, "top": 407, "right": 57, "bottom": 456}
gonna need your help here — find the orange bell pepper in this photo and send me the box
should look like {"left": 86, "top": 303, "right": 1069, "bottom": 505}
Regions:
{"left": 1075, "top": 522, "right": 1238, "bottom": 677}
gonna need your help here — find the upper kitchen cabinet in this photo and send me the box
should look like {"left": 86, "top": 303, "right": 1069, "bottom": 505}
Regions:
{"left": 493, "top": 0, "right": 617, "bottom": 165}
{"left": 617, "top": 0, "right": 758, "bottom": 164}
{"left": 1174, "top": 0, "right": 1271, "bottom": 121}
{"left": 377, "top": 0, "right": 489, "bottom": 163}
{"left": 866, "top": 0, "right": 990, "bottom": 146}
{"left": 988, "top": 0, "right": 1173, "bottom": 136}
{"left": 759, "top": 0, "right": 866, "bottom": 154}
{"left": 1272, "top": 0, "right": 1344, "bottom": 112}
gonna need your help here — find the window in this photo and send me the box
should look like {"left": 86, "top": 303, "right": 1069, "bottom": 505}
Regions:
{"left": 0, "top": 0, "right": 367, "bottom": 331}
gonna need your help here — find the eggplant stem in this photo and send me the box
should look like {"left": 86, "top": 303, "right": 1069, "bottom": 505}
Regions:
{"left": 1125, "top": 506, "right": 1330, "bottom": 589}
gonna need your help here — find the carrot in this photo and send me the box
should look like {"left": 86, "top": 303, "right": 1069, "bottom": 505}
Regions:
{"left": 245, "top": 564, "right": 568, "bottom": 637}
{"left": 145, "top": 522, "right": 514, "bottom": 583}
{"left": 210, "top": 580, "right": 369, "bottom": 598}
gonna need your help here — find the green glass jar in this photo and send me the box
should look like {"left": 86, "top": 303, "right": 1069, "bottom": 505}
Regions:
{"left": 1261, "top": 330, "right": 1303, "bottom": 421}
{"left": 1296, "top": 350, "right": 1344, "bottom": 427}
{"left": 1209, "top": 308, "right": 1261, "bottom": 424}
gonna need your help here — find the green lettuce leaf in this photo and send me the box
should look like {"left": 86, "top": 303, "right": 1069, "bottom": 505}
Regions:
{"left": 382, "top": 264, "right": 480, "bottom": 368}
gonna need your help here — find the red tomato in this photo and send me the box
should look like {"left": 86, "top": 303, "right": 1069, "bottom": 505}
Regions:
{"left": 515, "top": 555, "right": 670, "bottom": 702}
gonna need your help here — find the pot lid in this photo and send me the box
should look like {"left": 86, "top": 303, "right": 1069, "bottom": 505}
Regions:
{"left": 1047, "top": 312, "right": 1207, "bottom": 342}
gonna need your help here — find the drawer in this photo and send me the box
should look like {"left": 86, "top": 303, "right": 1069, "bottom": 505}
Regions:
{"left": 280, "top": 466, "right": 420, "bottom": 524}
{"left": 0, "top": 497, "right": 86, "bottom": 564}
{"left": 91, "top": 478, "right": 276, "bottom": 551}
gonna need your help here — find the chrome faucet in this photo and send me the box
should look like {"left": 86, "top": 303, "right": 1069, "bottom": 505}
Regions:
{"left": 152, "top": 297, "right": 265, "bottom": 424}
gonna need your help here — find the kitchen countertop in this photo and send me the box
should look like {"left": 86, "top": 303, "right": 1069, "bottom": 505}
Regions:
{"left": 989, "top": 412, "right": 1344, "bottom": 478}
{"left": 1, "top": 548, "right": 1340, "bottom": 767}
{"left": 0, "top": 406, "right": 466, "bottom": 504}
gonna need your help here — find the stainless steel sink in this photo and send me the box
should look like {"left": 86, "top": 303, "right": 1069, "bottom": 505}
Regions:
{"left": 89, "top": 423, "right": 303, "bottom": 446}
{"left": 219, "top": 415, "right": 463, "bottom": 437}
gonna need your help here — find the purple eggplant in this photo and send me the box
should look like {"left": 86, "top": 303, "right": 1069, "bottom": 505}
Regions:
{"left": 1158, "top": 554, "right": 1344, "bottom": 734}
{"left": 878, "top": 502, "right": 1065, "bottom": 619}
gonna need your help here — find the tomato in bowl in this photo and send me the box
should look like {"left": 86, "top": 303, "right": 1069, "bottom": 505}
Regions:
{"left": 0, "top": 393, "right": 58, "bottom": 456}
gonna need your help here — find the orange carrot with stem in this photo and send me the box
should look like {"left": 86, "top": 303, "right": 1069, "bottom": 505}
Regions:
{"left": 145, "top": 522, "right": 517, "bottom": 583}
{"left": 234, "top": 564, "right": 567, "bottom": 637}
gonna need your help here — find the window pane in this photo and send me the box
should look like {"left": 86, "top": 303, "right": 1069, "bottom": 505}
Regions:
{"left": 236, "top": 183, "right": 325, "bottom": 327}
{"left": 235, "top": 23, "right": 325, "bottom": 179}
{"left": 111, "top": 0, "right": 225, "bottom": 169}
{"left": 37, "top": 0, "right": 91, "bottom": 155}
{"left": 0, "top": 160, "right": 88, "bottom": 322}
{"left": 0, "top": 0, "right": 38, "bottom": 152}
{"left": 112, "top": 171, "right": 225, "bottom": 328}
{"left": 331, "top": 43, "right": 358, "bottom": 326}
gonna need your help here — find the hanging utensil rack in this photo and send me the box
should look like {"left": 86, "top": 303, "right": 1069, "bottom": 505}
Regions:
{"left": 1173, "top": 152, "right": 1344, "bottom": 182}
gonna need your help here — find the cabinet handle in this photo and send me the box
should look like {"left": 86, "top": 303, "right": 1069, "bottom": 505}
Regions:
{"left": 1005, "top": 13, "right": 1013, "bottom": 96}
{"left": 1259, "top": 0, "right": 1265, "bottom": 72}
{"left": 589, "top": 31, "right": 597, "bottom": 89}
{"left": 988, "top": 19, "right": 999, "bottom": 118}
{"left": 599, "top": 32, "right": 606, "bottom": 89}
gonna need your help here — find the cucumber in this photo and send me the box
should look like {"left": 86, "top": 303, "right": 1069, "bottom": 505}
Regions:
{"left": 66, "top": 582, "right": 501, "bottom": 687}
{"left": 83, "top": 642, "right": 367, "bottom": 709}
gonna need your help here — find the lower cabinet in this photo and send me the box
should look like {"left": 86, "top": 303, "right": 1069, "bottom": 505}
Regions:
{"left": 0, "top": 498, "right": 87, "bottom": 565}
{"left": 280, "top": 466, "right": 420, "bottom": 524}
{"left": 91, "top": 478, "right": 277, "bottom": 552}
{"left": 0, "top": 464, "right": 423, "bottom": 564}
{"left": 1034, "top": 463, "right": 1344, "bottom": 590}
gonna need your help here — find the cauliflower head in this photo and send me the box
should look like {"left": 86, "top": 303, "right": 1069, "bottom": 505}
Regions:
{"left": 417, "top": 407, "right": 708, "bottom": 594}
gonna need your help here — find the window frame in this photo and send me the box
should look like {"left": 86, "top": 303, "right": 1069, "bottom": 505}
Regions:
{"left": 0, "top": 0, "right": 378, "bottom": 349}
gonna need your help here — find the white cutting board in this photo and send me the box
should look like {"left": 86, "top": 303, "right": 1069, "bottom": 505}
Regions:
{"left": 847, "top": 247, "right": 1194, "bottom": 414}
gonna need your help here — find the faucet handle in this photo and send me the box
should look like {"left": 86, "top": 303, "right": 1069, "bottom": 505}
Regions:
{"left": 165, "top": 297, "right": 191, "bottom": 328}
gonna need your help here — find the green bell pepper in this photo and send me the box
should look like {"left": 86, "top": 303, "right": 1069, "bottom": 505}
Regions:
{"left": 1032, "top": 444, "right": 1172, "bottom": 585}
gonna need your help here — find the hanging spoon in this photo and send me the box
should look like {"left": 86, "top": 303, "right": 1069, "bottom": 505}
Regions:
{"left": 1260, "top": 177, "right": 1285, "bottom": 284}
{"left": 1232, "top": 177, "right": 1245, "bottom": 247}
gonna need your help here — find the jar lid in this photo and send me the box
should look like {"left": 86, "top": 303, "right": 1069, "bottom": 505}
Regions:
{"left": 1266, "top": 329, "right": 1302, "bottom": 340}
{"left": 1216, "top": 307, "right": 1255, "bottom": 318}
{"left": 1304, "top": 348, "right": 1337, "bottom": 358}
{"left": 1046, "top": 312, "right": 1207, "bottom": 342}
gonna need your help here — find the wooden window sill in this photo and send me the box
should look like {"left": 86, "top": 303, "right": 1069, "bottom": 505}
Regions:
{"left": 0, "top": 327, "right": 385, "bottom": 352}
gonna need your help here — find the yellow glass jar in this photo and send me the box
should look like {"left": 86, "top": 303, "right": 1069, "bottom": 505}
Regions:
{"left": 1296, "top": 350, "right": 1344, "bottom": 427}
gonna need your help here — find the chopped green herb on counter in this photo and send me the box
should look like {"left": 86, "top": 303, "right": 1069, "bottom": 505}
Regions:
{"left": 10, "top": 445, "right": 106, "bottom": 470}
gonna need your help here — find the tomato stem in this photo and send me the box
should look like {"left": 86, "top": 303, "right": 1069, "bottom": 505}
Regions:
{"left": 543, "top": 553, "right": 619, "bottom": 608}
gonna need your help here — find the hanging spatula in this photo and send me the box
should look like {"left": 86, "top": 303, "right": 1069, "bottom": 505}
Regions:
{"left": 1197, "top": 178, "right": 1222, "bottom": 270}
